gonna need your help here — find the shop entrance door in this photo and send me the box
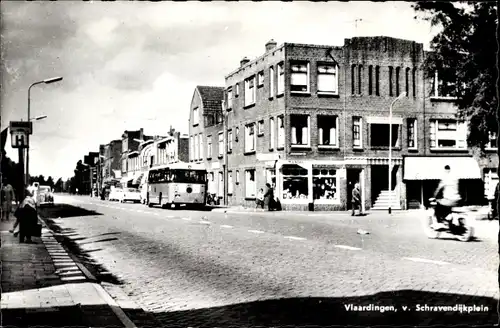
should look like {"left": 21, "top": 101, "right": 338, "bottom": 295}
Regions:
{"left": 346, "top": 169, "right": 362, "bottom": 210}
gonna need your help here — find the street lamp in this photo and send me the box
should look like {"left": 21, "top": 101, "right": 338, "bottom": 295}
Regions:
{"left": 388, "top": 92, "right": 407, "bottom": 214}
{"left": 26, "top": 76, "right": 63, "bottom": 186}
{"left": 31, "top": 115, "right": 47, "bottom": 121}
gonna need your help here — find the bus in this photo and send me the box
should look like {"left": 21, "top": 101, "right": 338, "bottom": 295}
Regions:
{"left": 146, "top": 162, "right": 208, "bottom": 209}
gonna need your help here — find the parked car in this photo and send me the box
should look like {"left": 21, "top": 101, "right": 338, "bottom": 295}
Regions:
{"left": 108, "top": 187, "right": 124, "bottom": 201}
{"left": 37, "top": 185, "right": 54, "bottom": 206}
{"left": 120, "top": 188, "right": 142, "bottom": 203}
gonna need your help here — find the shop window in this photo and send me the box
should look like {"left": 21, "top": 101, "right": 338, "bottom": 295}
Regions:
{"left": 317, "top": 63, "right": 338, "bottom": 94}
{"left": 281, "top": 164, "right": 308, "bottom": 200}
{"left": 370, "top": 123, "right": 400, "bottom": 148}
{"left": 313, "top": 168, "right": 338, "bottom": 201}
{"left": 228, "top": 171, "right": 233, "bottom": 195}
{"left": 258, "top": 120, "right": 264, "bottom": 136}
{"left": 245, "top": 123, "right": 256, "bottom": 153}
{"left": 245, "top": 169, "right": 256, "bottom": 198}
{"left": 277, "top": 115, "right": 285, "bottom": 148}
{"left": 207, "top": 135, "right": 212, "bottom": 159}
{"left": 218, "top": 132, "right": 224, "bottom": 157}
{"left": 257, "top": 71, "right": 264, "bottom": 87}
{"left": 277, "top": 62, "right": 285, "bottom": 95}
{"left": 353, "top": 117, "right": 362, "bottom": 149}
{"left": 244, "top": 76, "right": 256, "bottom": 107}
{"left": 227, "top": 88, "right": 233, "bottom": 110}
{"left": 429, "top": 119, "right": 467, "bottom": 149}
{"left": 269, "top": 66, "right": 275, "bottom": 98}
{"left": 487, "top": 131, "right": 498, "bottom": 149}
{"left": 407, "top": 118, "right": 417, "bottom": 149}
{"left": 227, "top": 130, "right": 233, "bottom": 153}
{"left": 318, "top": 115, "right": 338, "bottom": 147}
{"left": 269, "top": 117, "right": 275, "bottom": 150}
{"left": 290, "top": 115, "right": 310, "bottom": 147}
{"left": 368, "top": 65, "right": 373, "bottom": 95}
{"left": 290, "top": 61, "right": 309, "bottom": 93}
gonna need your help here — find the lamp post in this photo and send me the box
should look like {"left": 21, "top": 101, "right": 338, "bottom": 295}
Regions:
{"left": 27, "top": 77, "right": 63, "bottom": 186}
{"left": 388, "top": 92, "right": 407, "bottom": 214}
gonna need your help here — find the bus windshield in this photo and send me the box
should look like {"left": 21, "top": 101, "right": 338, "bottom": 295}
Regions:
{"left": 171, "top": 170, "right": 206, "bottom": 184}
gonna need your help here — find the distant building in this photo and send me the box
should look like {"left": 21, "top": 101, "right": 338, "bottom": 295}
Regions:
{"left": 102, "top": 139, "right": 122, "bottom": 185}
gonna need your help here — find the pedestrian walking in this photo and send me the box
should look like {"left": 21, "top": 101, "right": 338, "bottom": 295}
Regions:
{"left": 264, "top": 183, "right": 275, "bottom": 211}
{"left": 351, "top": 182, "right": 362, "bottom": 216}
{"left": 12, "top": 189, "right": 39, "bottom": 243}
{"left": 1, "top": 179, "right": 16, "bottom": 221}
{"left": 256, "top": 188, "right": 265, "bottom": 209}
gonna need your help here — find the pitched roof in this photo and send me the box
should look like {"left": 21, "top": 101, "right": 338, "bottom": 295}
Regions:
{"left": 197, "top": 86, "right": 224, "bottom": 112}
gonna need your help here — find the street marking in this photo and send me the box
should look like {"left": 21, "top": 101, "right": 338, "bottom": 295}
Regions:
{"left": 403, "top": 257, "right": 450, "bottom": 265}
{"left": 248, "top": 229, "right": 264, "bottom": 234}
{"left": 182, "top": 218, "right": 191, "bottom": 221}
{"left": 220, "top": 225, "right": 233, "bottom": 229}
{"left": 61, "top": 276, "right": 86, "bottom": 281}
{"left": 199, "top": 220, "right": 211, "bottom": 225}
{"left": 335, "top": 245, "right": 362, "bottom": 251}
{"left": 284, "top": 236, "right": 307, "bottom": 241}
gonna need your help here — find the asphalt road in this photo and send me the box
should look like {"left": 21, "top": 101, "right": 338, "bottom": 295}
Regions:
{"left": 39, "top": 194, "right": 499, "bottom": 327}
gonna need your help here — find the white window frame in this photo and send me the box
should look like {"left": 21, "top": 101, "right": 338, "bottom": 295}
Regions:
{"left": 218, "top": 132, "right": 224, "bottom": 157}
{"left": 317, "top": 115, "right": 339, "bottom": 148}
{"left": 207, "top": 135, "right": 212, "bottom": 159}
{"left": 277, "top": 115, "right": 285, "bottom": 149}
{"left": 277, "top": 62, "right": 285, "bottom": 95}
{"left": 257, "top": 71, "right": 264, "bottom": 87}
{"left": 353, "top": 117, "right": 363, "bottom": 149}
{"left": 227, "top": 130, "right": 233, "bottom": 152}
{"left": 486, "top": 131, "right": 498, "bottom": 150}
{"left": 429, "top": 119, "right": 467, "bottom": 150}
{"left": 270, "top": 66, "right": 275, "bottom": 98}
{"left": 270, "top": 117, "right": 275, "bottom": 150}
{"left": 245, "top": 169, "right": 256, "bottom": 198}
{"left": 290, "top": 61, "right": 310, "bottom": 94}
{"left": 228, "top": 171, "right": 233, "bottom": 195}
{"left": 227, "top": 88, "right": 233, "bottom": 110}
{"left": 317, "top": 63, "right": 339, "bottom": 95}
{"left": 193, "top": 107, "right": 199, "bottom": 126}
{"left": 199, "top": 133, "right": 204, "bottom": 160}
{"left": 407, "top": 118, "right": 418, "bottom": 149}
{"left": 290, "top": 115, "right": 311, "bottom": 148}
{"left": 258, "top": 120, "right": 264, "bottom": 136}
{"left": 244, "top": 76, "right": 256, "bottom": 107}
{"left": 245, "top": 123, "right": 257, "bottom": 153}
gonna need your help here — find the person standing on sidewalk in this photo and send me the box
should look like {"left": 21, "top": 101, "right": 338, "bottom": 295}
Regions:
{"left": 264, "top": 183, "right": 275, "bottom": 211}
{"left": 2, "top": 179, "right": 16, "bottom": 221}
{"left": 256, "top": 188, "right": 265, "bottom": 209}
{"left": 13, "top": 189, "right": 38, "bottom": 243}
{"left": 351, "top": 182, "right": 362, "bottom": 216}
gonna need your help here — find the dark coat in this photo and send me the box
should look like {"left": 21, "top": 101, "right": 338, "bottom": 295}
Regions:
{"left": 351, "top": 187, "right": 361, "bottom": 205}
{"left": 264, "top": 187, "right": 274, "bottom": 206}
{"left": 16, "top": 205, "right": 38, "bottom": 238}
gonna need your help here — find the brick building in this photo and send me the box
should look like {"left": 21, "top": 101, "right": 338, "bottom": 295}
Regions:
{"left": 120, "top": 129, "right": 148, "bottom": 187}
{"left": 102, "top": 139, "right": 122, "bottom": 185}
{"left": 189, "top": 37, "right": 497, "bottom": 211}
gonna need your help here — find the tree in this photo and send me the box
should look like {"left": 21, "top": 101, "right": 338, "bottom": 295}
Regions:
{"left": 54, "top": 178, "right": 63, "bottom": 192}
{"left": 413, "top": 1, "right": 498, "bottom": 150}
{"left": 46, "top": 176, "right": 54, "bottom": 189}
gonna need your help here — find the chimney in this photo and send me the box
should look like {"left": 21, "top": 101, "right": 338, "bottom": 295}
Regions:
{"left": 240, "top": 57, "right": 250, "bottom": 67}
{"left": 265, "top": 39, "right": 277, "bottom": 52}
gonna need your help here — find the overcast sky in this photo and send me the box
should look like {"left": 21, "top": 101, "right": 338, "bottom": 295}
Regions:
{"left": 1, "top": 1, "right": 437, "bottom": 180}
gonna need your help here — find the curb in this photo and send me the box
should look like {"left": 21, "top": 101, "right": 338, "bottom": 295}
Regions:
{"left": 38, "top": 215, "right": 138, "bottom": 328}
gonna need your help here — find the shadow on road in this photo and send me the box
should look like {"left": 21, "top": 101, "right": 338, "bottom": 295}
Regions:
{"left": 38, "top": 203, "right": 102, "bottom": 219}
{"left": 142, "top": 291, "right": 497, "bottom": 327}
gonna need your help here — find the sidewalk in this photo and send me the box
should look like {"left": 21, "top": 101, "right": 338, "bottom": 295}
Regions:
{"left": 0, "top": 219, "right": 141, "bottom": 327}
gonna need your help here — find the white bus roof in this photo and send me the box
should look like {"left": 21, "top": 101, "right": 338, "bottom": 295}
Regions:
{"left": 149, "top": 162, "right": 207, "bottom": 171}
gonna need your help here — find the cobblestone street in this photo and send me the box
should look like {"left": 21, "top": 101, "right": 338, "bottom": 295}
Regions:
{"left": 38, "top": 195, "right": 499, "bottom": 327}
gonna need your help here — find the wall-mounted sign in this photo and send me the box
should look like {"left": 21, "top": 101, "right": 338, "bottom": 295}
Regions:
{"left": 9, "top": 121, "right": 33, "bottom": 148}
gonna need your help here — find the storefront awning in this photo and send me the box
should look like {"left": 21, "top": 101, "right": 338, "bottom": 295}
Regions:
{"left": 404, "top": 156, "right": 481, "bottom": 180}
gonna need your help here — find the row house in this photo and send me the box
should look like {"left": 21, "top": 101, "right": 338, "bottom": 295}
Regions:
{"left": 120, "top": 128, "right": 150, "bottom": 188}
{"left": 102, "top": 139, "right": 122, "bottom": 184}
{"left": 189, "top": 37, "right": 497, "bottom": 211}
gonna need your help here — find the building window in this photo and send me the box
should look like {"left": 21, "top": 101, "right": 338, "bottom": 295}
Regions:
{"left": 412, "top": 68, "right": 416, "bottom": 97}
{"left": 313, "top": 167, "right": 338, "bottom": 201}
{"left": 227, "top": 130, "right": 233, "bottom": 153}
{"left": 235, "top": 126, "right": 239, "bottom": 142}
{"left": 210, "top": 172, "right": 214, "bottom": 182}
{"left": 269, "top": 66, "right": 275, "bottom": 98}
{"left": 257, "top": 71, "right": 264, "bottom": 87}
{"left": 245, "top": 123, "right": 256, "bottom": 153}
{"left": 236, "top": 170, "right": 240, "bottom": 184}
{"left": 429, "top": 119, "right": 467, "bottom": 149}
{"left": 375, "top": 66, "right": 380, "bottom": 96}
{"left": 407, "top": 118, "right": 417, "bottom": 149}
{"left": 228, "top": 171, "right": 233, "bottom": 195}
{"left": 244, "top": 76, "right": 256, "bottom": 107}
{"left": 358, "top": 65, "right": 363, "bottom": 94}
{"left": 370, "top": 123, "right": 400, "bottom": 148}
{"left": 269, "top": 117, "right": 275, "bottom": 150}
{"left": 433, "top": 70, "right": 457, "bottom": 98}
{"left": 199, "top": 133, "right": 203, "bottom": 160}
{"left": 258, "top": 120, "right": 264, "bottom": 136}
{"left": 194, "top": 134, "right": 199, "bottom": 161}
{"left": 245, "top": 169, "right": 256, "bottom": 198}
{"left": 353, "top": 117, "right": 362, "bottom": 149}
{"left": 277, "top": 62, "right": 285, "bottom": 95}
{"left": 487, "top": 131, "right": 498, "bottom": 149}
{"left": 351, "top": 64, "right": 356, "bottom": 95}
{"left": 235, "top": 83, "right": 239, "bottom": 97}
{"left": 290, "top": 115, "right": 310, "bottom": 147}
{"left": 290, "top": 61, "right": 309, "bottom": 93}
{"left": 218, "top": 171, "right": 224, "bottom": 198}
{"left": 368, "top": 65, "right": 373, "bottom": 95}
{"left": 277, "top": 115, "right": 285, "bottom": 148}
{"left": 317, "top": 64, "right": 338, "bottom": 94}
{"left": 207, "top": 136, "right": 212, "bottom": 159}
{"left": 227, "top": 88, "right": 233, "bottom": 110}
{"left": 389, "top": 66, "right": 393, "bottom": 97}
{"left": 318, "top": 115, "right": 338, "bottom": 147}
{"left": 405, "top": 68, "right": 410, "bottom": 96}
{"left": 218, "top": 132, "right": 224, "bottom": 157}
{"left": 189, "top": 136, "right": 194, "bottom": 161}
{"left": 396, "top": 67, "right": 400, "bottom": 97}
{"left": 193, "top": 107, "right": 199, "bottom": 126}
{"left": 282, "top": 164, "right": 308, "bottom": 200}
